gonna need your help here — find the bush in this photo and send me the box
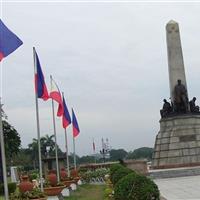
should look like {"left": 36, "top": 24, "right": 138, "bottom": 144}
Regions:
{"left": 29, "top": 173, "right": 38, "bottom": 181}
{"left": 112, "top": 167, "right": 133, "bottom": 185}
{"left": 114, "top": 173, "right": 160, "bottom": 200}
{"left": 110, "top": 164, "right": 124, "bottom": 183}
{"left": 0, "top": 182, "right": 17, "bottom": 195}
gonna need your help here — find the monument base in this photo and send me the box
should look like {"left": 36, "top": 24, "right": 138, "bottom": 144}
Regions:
{"left": 152, "top": 114, "right": 200, "bottom": 169}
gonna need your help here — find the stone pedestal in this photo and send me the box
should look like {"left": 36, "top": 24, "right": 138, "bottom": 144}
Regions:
{"left": 152, "top": 115, "right": 200, "bottom": 169}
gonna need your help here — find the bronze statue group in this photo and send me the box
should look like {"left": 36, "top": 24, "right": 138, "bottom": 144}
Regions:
{"left": 160, "top": 79, "right": 200, "bottom": 118}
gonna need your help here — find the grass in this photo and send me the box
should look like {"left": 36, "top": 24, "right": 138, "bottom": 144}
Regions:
{"left": 0, "top": 184, "right": 106, "bottom": 200}
{"left": 65, "top": 184, "right": 106, "bottom": 200}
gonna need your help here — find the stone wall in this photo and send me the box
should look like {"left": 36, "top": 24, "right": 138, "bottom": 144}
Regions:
{"left": 152, "top": 115, "right": 200, "bottom": 169}
{"left": 124, "top": 159, "right": 148, "bottom": 175}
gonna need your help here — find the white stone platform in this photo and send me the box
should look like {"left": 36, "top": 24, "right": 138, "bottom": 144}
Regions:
{"left": 155, "top": 175, "right": 200, "bottom": 200}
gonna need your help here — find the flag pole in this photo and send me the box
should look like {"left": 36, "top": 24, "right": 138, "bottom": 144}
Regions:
{"left": 50, "top": 76, "right": 60, "bottom": 182}
{"left": 73, "top": 136, "right": 76, "bottom": 170}
{"left": 93, "top": 138, "right": 96, "bottom": 164}
{"left": 0, "top": 101, "right": 9, "bottom": 200}
{"left": 62, "top": 92, "right": 70, "bottom": 177}
{"left": 64, "top": 128, "right": 70, "bottom": 177}
{"left": 33, "top": 47, "right": 44, "bottom": 191}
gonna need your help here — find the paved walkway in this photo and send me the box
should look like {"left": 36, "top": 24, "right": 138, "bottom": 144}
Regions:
{"left": 155, "top": 175, "right": 200, "bottom": 200}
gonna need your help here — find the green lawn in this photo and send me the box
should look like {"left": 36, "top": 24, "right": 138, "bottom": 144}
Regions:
{"left": 65, "top": 184, "right": 106, "bottom": 200}
{"left": 0, "top": 184, "right": 106, "bottom": 200}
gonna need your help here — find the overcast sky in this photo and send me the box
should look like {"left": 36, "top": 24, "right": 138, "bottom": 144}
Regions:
{"left": 1, "top": 2, "right": 200, "bottom": 156}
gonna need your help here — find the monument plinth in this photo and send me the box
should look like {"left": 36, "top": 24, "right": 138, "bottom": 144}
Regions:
{"left": 152, "top": 115, "right": 200, "bottom": 168}
{"left": 152, "top": 20, "right": 200, "bottom": 169}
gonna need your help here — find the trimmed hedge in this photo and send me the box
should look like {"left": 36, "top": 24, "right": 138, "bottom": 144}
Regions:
{"left": 114, "top": 173, "right": 160, "bottom": 200}
{"left": 112, "top": 167, "right": 133, "bottom": 186}
{"left": 0, "top": 182, "right": 17, "bottom": 195}
{"left": 110, "top": 164, "right": 124, "bottom": 183}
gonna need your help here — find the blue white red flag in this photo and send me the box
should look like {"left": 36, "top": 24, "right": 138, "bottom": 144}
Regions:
{"left": 49, "top": 77, "right": 64, "bottom": 116}
{"left": 72, "top": 108, "right": 80, "bottom": 138}
{"left": 34, "top": 48, "right": 49, "bottom": 101}
{"left": 62, "top": 96, "right": 71, "bottom": 129}
{"left": 0, "top": 19, "right": 23, "bottom": 61}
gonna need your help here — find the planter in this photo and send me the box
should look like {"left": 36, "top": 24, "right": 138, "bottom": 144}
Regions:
{"left": 71, "top": 169, "right": 78, "bottom": 178}
{"left": 62, "top": 180, "right": 75, "bottom": 187}
{"left": 44, "top": 186, "right": 65, "bottom": 196}
{"left": 19, "top": 175, "right": 34, "bottom": 193}
{"left": 73, "top": 177, "right": 80, "bottom": 183}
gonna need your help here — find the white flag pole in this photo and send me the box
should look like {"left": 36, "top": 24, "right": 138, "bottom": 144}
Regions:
{"left": 0, "top": 101, "right": 9, "bottom": 200}
{"left": 73, "top": 136, "right": 76, "bottom": 170}
{"left": 64, "top": 128, "right": 70, "bottom": 177}
{"left": 50, "top": 76, "right": 60, "bottom": 182}
{"left": 62, "top": 92, "right": 70, "bottom": 177}
{"left": 93, "top": 138, "right": 96, "bottom": 163}
{"left": 33, "top": 47, "right": 44, "bottom": 191}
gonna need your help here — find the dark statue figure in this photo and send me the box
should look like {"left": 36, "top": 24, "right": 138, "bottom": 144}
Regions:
{"left": 174, "top": 79, "right": 188, "bottom": 113}
{"left": 189, "top": 97, "right": 200, "bottom": 113}
{"left": 160, "top": 79, "right": 200, "bottom": 118}
{"left": 160, "top": 99, "right": 172, "bottom": 118}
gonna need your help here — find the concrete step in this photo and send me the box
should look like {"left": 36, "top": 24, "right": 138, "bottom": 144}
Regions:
{"left": 149, "top": 166, "right": 200, "bottom": 179}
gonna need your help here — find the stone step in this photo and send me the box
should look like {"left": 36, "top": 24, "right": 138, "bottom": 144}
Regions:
{"left": 149, "top": 167, "right": 200, "bottom": 179}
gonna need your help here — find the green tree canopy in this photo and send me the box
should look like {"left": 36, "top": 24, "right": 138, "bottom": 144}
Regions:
{"left": 3, "top": 120, "right": 21, "bottom": 164}
{"left": 127, "top": 147, "right": 154, "bottom": 160}
{"left": 109, "top": 149, "right": 128, "bottom": 161}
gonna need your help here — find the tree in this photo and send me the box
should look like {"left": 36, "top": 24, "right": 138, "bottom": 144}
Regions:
{"left": 3, "top": 120, "right": 21, "bottom": 164}
{"left": 28, "top": 138, "right": 39, "bottom": 169}
{"left": 109, "top": 149, "right": 128, "bottom": 161}
{"left": 127, "top": 147, "right": 154, "bottom": 160}
{"left": 12, "top": 148, "right": 33, "bottom": 170}
{"left": 79, "top": 155, "right": 95, "bottom": 164}
{"left": 28, "top": 134, "right": 64, "bottom": 168}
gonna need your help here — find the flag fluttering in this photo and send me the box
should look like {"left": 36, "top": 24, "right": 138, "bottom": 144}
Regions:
{"left": 50, "top": 77, "right": 64, "bottom": 116}
{"left": 0, "top": 19, "right": 23, "bottom": 61}
{"left": 62, "top": 96, "right": 71, "bottom": 129}
{"left": 72, "top": 108, "right": 80, "bottom": 138}
{"left": 34, "top": 48, "right": 49, "bottom": 101}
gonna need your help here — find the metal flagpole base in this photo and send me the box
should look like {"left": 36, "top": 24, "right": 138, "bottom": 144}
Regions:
{"left": 61, "top": 187, "right": 70, "bottom": 197}
{"left": 70, "top": 183, "right": 77, "bottom": 191}
{"left": 77, "top": 180, "right": 82, "bottom": 185}
{"left": 47, "top": 196, "right": 59, "bottom": 200}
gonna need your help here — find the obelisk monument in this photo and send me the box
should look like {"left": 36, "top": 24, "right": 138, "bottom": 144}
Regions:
{"left": 152, "top": 20, "right": 200, "bottom": 169}
{"left": 166, "top": 20, "right": 188, "bottom": 103}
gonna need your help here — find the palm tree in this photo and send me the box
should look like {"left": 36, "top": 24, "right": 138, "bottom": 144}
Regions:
{"left": 28, "top": 138, "right": 39, "bottom": 169}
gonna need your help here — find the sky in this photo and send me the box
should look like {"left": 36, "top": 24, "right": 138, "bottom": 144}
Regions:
{"left": 1, "top": 1, "right": 200, "bottom": 156}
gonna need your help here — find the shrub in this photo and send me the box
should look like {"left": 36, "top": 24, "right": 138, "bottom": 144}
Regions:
{"left": 104, "top": 187, "right": 113, "bottom": 198}
{"left": 114, "top": 173, "right": 160, "bottom": 200}
{"left": 10, "top": 188, "right": 46, "bottom": 200}
{"left": 0, "top": 182, "right": 17, "bottom": 195}
{"left": 29, "top": 173, "right": 38, "bottom": 181}
{"left": 112, "top": 167, "right": 134, "bottom": 185}
{"left": 110, "top": 164, "right": 124, "bottom": 183}
{"left": 0, "top": 183, "right": 3, "bottom": 195}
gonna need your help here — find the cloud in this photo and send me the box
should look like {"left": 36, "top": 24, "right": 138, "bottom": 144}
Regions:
{"left": 2, "top": 3, "right": 200, "bottom": 155}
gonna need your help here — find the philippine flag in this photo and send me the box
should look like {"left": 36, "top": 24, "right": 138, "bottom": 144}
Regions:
{"left": 62, "top": 96, "right": 71, "bottom": 129}
{"left": 34, "top": 48, "right": 49, "bottom": 101}
{"left": 72, "top": 108, "right": 80, "bottom": 138}
{"left": 0, "top": 19, "right": 23, "bottom": 61}
{"left": 49, "top": 77, "right": 64, "bottom": 116}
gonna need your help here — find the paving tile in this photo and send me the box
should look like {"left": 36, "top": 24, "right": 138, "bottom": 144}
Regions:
{"left": 154, "top": 175, "right": 200, "bottom": 200}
